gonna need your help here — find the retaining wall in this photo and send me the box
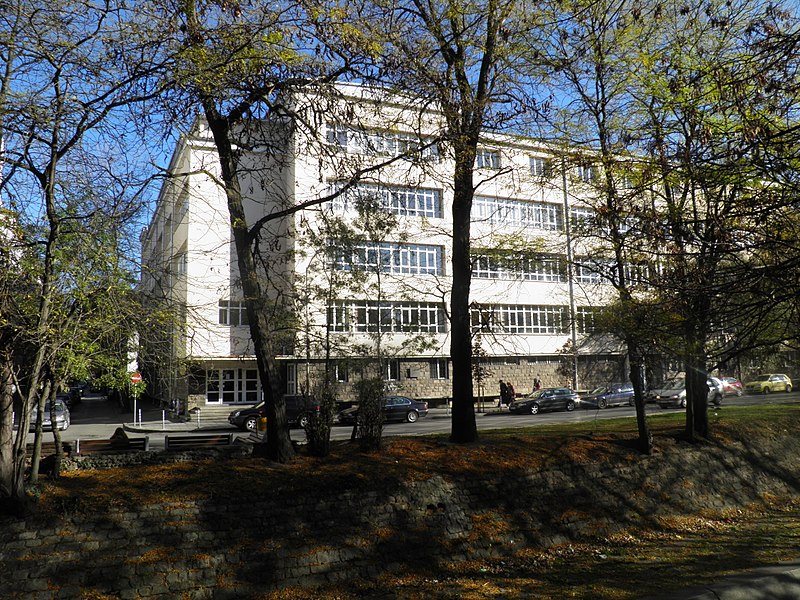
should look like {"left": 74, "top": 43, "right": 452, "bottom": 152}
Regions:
{"left": 2, "top": 433, "right": 800, "bottom": 599}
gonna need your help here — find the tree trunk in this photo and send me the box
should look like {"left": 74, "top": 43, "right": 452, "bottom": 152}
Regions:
{"left": 627, "top": 343, "right": 652, "bottom": 454}
{"left": 0, "top": 351, "right": 26, "bottom": 515}
{"left": 449, "top": 147, "right": 478, "bottom": 444}
{"left": 201, "top": 107, "right": 294, "bottom": 463}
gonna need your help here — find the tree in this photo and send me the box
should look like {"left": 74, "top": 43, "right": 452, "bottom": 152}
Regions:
{"left": 538, "top": 0, "right": 659, "bottom": 452}
{"left": 0, "top": 0, "right": 166, "bottom": 511}
{"left": 367, "top": 0, "right": 534, "bottom": 443}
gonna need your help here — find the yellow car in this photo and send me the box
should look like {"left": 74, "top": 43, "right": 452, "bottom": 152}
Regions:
{"left": 743, "top": 373, "right": 793, "bottom": 394}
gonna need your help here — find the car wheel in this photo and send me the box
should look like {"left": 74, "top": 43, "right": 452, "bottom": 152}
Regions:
{"left": 736, "top": 389, "right": 743, "bottom": 397}
{"left": 763, "top": 387, "right": 771, "bottom": 394}
{"left": 629, "top": 397, "right": 635, "bottom": 406}
{"left": 244, "top": 416, "right": 258, "bottom": 432}
{"left": 786, "top": 385, "right": 793, "bottom": 393}
{"left": 530, "top": 403, "right": 540, "bottom": 415}
{"left": 597, "top": 398, "right": 607, "bottom": 409}
{"left": 406, "top": 411, "right": 418, "bottom": 423}
{"left": 565, "top": 400, "right": 575, "bottom": 412}
{"left": 297, "top": 414, "right": 310, "bottom": 429}
{"left": 679, "top": 398, "right": 687, "bottom": 408}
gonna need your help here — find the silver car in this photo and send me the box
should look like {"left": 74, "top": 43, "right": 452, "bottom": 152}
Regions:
{"left": 29, "top": 397, "right": 71, "bottom": 431}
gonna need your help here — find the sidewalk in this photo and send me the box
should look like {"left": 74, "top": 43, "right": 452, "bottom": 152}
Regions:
{"left": 642, "top": 562, "right": 800, "bottom": 599}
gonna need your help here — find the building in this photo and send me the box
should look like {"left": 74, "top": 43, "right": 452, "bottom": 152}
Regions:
{"left": 139, "top": 85, "right": 627, "bottom": 412}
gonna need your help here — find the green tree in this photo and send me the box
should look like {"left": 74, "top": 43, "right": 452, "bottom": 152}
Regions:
{"left": 368, "top": 0, "right": 534, "bottom": 443}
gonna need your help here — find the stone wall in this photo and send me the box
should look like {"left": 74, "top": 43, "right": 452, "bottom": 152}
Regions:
{"left": 2, "top": 434, "right": 800, "bottom": 599}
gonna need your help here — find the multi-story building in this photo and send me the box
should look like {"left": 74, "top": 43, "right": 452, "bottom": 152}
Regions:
{"left": 139, "top": 85, "right": 626, "bottom": 412}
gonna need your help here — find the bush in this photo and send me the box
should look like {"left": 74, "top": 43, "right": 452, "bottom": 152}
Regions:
{"left": 354, "top": 378, "right": 384, "bottom": 451}
{"left": 305, "top": 385, "right": 337, "bottom": 457}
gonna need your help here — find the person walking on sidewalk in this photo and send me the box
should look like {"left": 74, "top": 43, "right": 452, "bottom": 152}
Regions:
{"left": 499, "top": 380, "right": 509, "bottom": 409}
{"left": 507, "top": 381, "right": 516, "bottom": 406}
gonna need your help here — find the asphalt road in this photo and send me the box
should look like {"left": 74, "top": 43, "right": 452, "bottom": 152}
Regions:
{"left": 25, "top": 389, "right": 800, "bottom": 451}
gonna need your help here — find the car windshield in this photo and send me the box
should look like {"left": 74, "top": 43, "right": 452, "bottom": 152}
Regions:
{"left": 662, "top": 378, "right": 685, "bottom": 390}
{"left": 589, "top": 386, "right": 609, "bottom": 395}
{"left": 753, "top": 375, "right": 770, "bottom": 381}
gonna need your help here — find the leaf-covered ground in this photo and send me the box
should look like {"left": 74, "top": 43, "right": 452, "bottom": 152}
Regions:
{"left": 28, "top": 403, "right": 800, "bottom": 599}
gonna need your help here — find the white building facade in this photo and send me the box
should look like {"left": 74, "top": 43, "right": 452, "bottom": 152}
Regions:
{"left": 140, "top": 86, "right": 626, "bottom": 411}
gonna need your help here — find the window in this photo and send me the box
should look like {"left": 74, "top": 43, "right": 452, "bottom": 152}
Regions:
{"left": 219, "top": 300, "right": 249, "bottom": 326}
{"left": 386, "top": 359, "right": 400, "bottom": 381}
{"left": 206, "top": 368, "right": 260, "bottom": 404}
{"left": 570, "top": 206, "right": 594, "bottom": 227}
{"left": 335, "top": 363, "right": 349, "bottom": 383}
{"left": 472, "top": 251, "right": 564, "bottom": 282}
{"left": 335, "top": 242, "right": 444, "bottom": 275}
{"left": 573, "top": 260, "right": 604, "bottom": 284}
{"left": 329, "top": 301, "right": 448, "bottom": 333}
{"left": 576, "top": 307, "right": 598, "bottom": 334}
{"left": 530, "top": 156, "right": 552, "bottom": 177}
{"left": 430, "top": 359, "right": 449, "bottom": 380}
{"left": 576, "top": 164, "right": 599, "bottom": 184}
{"left": 476, "top": 148, "right": 500, "bottom": 169}
{"left": 470, "top": 304, "right": 569, "bottom": 335}
{"left": 286, "top": 364, "right": 297, "bottom": 396}
{"left": 326, "top": 124, "right": 439, "bottom": 159}
{"left": 332, "top": 182, "right": 442, "bottom": 219}
{"left": 473, "top": 195, "right": 562, "bottom": 230}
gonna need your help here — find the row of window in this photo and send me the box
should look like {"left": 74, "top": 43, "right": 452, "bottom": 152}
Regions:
{"left": 325, "top": 123, "right": 602, "bottom": 182}
{"left": 334, "top": 242, "right": 444, "bottom": 275}
{"left": 330, "top": 182, "right": 625, "bottom": 235}
{"left": 321, "top": 301, "right": 597, "bottom": 335}
{"left": 328, "top": 243, "right": 651, "bottom": 286}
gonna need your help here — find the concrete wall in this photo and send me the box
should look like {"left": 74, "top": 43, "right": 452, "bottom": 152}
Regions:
{"left": 3, "top": 434, "right": 799, "bottom": 599}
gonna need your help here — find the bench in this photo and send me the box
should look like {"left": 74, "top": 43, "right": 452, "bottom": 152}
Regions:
{"left": 74, "top": 437, "right": 150, "bottom": 455}
{"left": 164, "top": 433, "right": 233, "bottom": 451}
{"left": 26, "top": 441, "right": 73, "bottom": 457}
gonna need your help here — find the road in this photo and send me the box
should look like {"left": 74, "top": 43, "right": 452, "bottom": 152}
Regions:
{"left": 26, "top": 390, "right": 800, "bottom": 451}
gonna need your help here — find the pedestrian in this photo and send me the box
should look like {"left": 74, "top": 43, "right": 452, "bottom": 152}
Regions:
{"left": 499, "top": 380, "right": 509, "bottom": 409}
{"left": 507, "top": 381, "right": 516, "bottom": 405}
{"left": 533, "top": 376, "right": 541, "bottom": 391}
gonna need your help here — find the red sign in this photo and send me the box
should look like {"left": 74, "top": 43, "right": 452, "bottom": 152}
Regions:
{"left": 130, "top": 372, "right": 142, "bottom": 384}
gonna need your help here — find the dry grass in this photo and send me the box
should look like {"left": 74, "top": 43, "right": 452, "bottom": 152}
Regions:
{"left": 24, "top": 403, "right": 800, "bottom": 599}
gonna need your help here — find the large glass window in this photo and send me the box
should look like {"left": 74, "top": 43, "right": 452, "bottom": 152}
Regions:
{"left": 330, "top": 301, "right": 447, "bottom": 333}
{"left": 472, "top": 251, "right": 564, "bottom": 282}
{"left": 471, "top": 304, "right": 569, "bottom": 334}
{"left": 335, "top": 242, "right": 444, "bottom": 275}
{"left": 326, "top": 124, "right": 438, "bottom": 159}
{"left": 332, "top": 182, "right": 442, "bottom": 219}
{"left": 473, "top": 195, "right": 562, "bottom": 230}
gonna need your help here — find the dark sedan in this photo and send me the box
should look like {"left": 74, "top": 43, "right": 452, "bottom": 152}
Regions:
{"left": 508, "top": 387, "right": 578, "bottom": 415}
{"left": 228, "top": 396, "right": 320, "bottom": 431}
{"left": 337, "top": 395, "right": 429, "bottom": 425}
{"left": 580, "top": 383, "right": 634, "bottom": 409}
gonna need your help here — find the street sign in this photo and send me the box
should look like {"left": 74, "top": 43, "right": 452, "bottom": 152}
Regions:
{"left": 130, "top": 372, "right": 142, "bottom": 384}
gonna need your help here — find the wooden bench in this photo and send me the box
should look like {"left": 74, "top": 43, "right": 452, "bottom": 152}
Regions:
{"left": 26, "top": 441, "right": 73, "bottom": 456}
{"left": 164, "top": 433, "right": 233, "bottom": 451}
{"left": 74, "top": 437, "right": 150, "bottom": 455}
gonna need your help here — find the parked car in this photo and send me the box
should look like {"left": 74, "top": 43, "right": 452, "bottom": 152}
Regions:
{"left": 581, "top": 383, "right": 634, "bottom": 409}
{"left": 744, "top": 373, "right": 793, "bottom": 394}
{"left": 228, "top": 396, "right": 320, "bottom": 432}
{"left": 651, "top": 377, "right": 723, "bottom": 409}
{"left": 29, "top": 397, "right": 71, "bottom": 431}
{"left": 720, "top": 377, "right": 744, "bottom": 397}
{"left": 508, "top": 387, "right": 578, "bottom": 415}
{"left": 336, "top": 395, "right": 429, "bottom": 425}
